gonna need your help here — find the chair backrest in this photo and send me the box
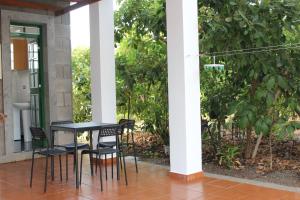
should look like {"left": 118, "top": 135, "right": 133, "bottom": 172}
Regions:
{"left": 119, "top": 119, "right": 135, "bottom": 132}
{"left": 97, "top": 124, "right": 123, "bottom": 142}
{"left": 30, "top": 127, "right": 49, "bottom": 149}
{"left": 30, "top": 127, "right": 47, "bottom": 140}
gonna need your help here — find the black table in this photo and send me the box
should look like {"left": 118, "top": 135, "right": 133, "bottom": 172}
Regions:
{"left": 50, "top": 122, "right": 117, "bottom": 188}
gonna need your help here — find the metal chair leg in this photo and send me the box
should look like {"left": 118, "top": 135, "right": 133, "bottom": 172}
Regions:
{"left": 66, "top": 154, "right": 68, "bottom": 181}
{"left": 95, "top": 155, "right": 98, "bottom": 174}
{"left": 89, "top": 151, "right": 93, "bottom": 176}
{"left": 30, "top": 152, "right": 35, "bottom": 187}
{"left": 119, "top": 155, "right": 123, "bottom": 170}
{"left": 116, "top": 152, "right": 120, "bottom": 181}
{"left": 73, "top": 152, "right": 76, "bottom": 172}
{"left": 51, "top": 155, "right": 54, "bottom": 181}
{"left": 44, "top": 155, "right": 49, "bottom": 193}
{"left": 131, "top": 132, "right": 138, "bottom": 173}
{"left": 80, "top": 152, "right": 83, "bottom": 185}
{"left": 99, "top": 156, "right": 103, "bottom": 191}
{"left": 122, "top": 152, "right": 128, "bottom": 185}
{"left": 105, "top": 154, "right": 107, "bottom": 180}
{"left": 111, "top": 153, "right": 113, "bottom": 179}
{"left": 59, "top": 155, "right": 62, "bottom": 182}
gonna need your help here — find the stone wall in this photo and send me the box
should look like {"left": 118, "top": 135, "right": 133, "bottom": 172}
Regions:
{"left": 52, "top": 13, "right": 74, "bottom": 145}
{"left": 0, "top": 5, "right": 73, "bottom": 160}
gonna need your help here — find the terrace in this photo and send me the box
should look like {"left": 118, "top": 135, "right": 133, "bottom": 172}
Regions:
{"left": 0, "top": 0, "right": 299, "bottom": 200}
{"left": 1, "top": 158, "right": 299, "bottom": 200}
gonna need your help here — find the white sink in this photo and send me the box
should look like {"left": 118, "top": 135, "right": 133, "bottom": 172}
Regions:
{"left": 13, "top": 102, "right": 30, "bottom": 109}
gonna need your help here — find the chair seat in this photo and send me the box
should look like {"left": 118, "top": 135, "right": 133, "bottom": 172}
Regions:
{"left": 82, "top": 148, "right": 117, "bottom": 155}
{"left": 97, "top": 141, "right": 116, "bottom": 148}
{"left": 38, "top": 148, "right": 67, "bottom": 156}
{"left": 57, "top": 143, "right": 89, "bottom": 150}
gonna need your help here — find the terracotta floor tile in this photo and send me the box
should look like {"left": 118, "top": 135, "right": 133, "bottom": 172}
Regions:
{"left": 205, "top": 179, "right": 241, "bottom": 189}
{"left": 0, "top": 156, "right": 298, "bottom": 200}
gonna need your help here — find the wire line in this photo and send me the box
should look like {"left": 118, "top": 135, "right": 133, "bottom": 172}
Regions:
{"left": 201, "top": 43, "right": 300, "bottom": 57}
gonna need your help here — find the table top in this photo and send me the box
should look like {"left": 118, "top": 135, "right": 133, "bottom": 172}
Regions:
{"left": 50, "top": 121, "right": 117, "bottom": 132}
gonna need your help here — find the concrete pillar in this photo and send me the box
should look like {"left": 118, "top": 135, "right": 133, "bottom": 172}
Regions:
{"left": 166, "top": 0, "right": 202, "bottom": 179}
{"left": 89, "top": 0, "right": 116, "bottom": 146}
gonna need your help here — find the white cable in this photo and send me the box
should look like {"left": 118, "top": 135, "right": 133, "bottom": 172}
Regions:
{"left": 203, "top": 43, "right": 300, "bottom": 56}
{"left": 200, "top": 44, "right": 300, "bottom": 57}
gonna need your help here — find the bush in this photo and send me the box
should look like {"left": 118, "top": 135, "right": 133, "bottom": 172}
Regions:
{"left": 72, "top": 48, "right": 92, "bottom": 123}
{"left": 217, "top": 145, "right": 240, "bottom": 169}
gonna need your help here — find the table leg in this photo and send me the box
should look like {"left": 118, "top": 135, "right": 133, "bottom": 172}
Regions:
{"left": 74, "top": 130, "right": 79, "bottom": 188}
{"left": 89, "top": 130, "right": 94, "bottom": 176}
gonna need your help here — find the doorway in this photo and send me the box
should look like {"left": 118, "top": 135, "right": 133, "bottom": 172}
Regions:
{"left": 10, "top": 23, "right": 45, "bottom": 152}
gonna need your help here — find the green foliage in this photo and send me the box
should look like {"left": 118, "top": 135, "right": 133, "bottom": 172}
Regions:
{"left": 217, "top": 145, "right": 240, "bottom": 169}
{"left": 72, "top": 48, "right": 92, "bottom": 123}
{"left": 115, "top": 0, "right": 169, "bottom": 145}
{"left": 71, "top": 0, "right": 300, "bottom": 156}
{"left": 200, "top": 0, "right": 300, "bottom": 142}
{"left": 273, "top": 120, "right": 300, "bottom": 140}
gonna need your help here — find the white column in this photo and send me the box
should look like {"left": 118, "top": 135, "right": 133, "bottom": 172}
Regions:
{"left": 166, "top": 0, "right": 202, "bottom": 176}
{"left": 89, "top": 0, "right": 116, "bottom": 123}
{"left": 89, "top": 0, "right": 116, "bottom": 146}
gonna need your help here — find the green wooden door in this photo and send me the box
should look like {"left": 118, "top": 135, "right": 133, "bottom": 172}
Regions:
{"left": 28, "top": 38, "right": 44, "bottom": 128}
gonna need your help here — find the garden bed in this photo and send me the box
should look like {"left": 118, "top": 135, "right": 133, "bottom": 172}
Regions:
{"left": 203, "top": 162, "right": 300, "bottom": 187}
{"left": 132, "top": 132, "right": 300, "bottom": 188}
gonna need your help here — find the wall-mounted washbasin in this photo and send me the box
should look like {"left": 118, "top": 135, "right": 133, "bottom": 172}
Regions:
{"left": 13, "top": 102, "right": 31, "bottom": 142}
{"left": 13, "top": 102, "right": 30, "bottom": 109}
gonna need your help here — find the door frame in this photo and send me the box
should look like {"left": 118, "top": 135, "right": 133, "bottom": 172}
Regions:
{"left": 10, "top": 22, "right": 45, "bottom": 129}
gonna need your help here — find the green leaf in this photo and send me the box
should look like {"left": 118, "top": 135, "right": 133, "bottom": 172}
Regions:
{"left": 286, "top": 126, "right": 294, "bottom": 134}
{"left": 255, "top": 89, "right": 267, "bottom": 100}
{"left": 261, "top": 122, "right": 269, "bottom": 134}
{"left": 246, "top": 110, "right": 255, "bottom": 124}
{"left": 266, "top": 76, "right": 275, "bottom": 91}
{"left": 239, "top": 116, "right": 249, "bottom": 129}
{"left": 293, "top": 122, "right": 300, "bottom": 129}
{"left": 264, "top": 117, "right": 273, "bottom": 126}
{"left": 266, "top": 93, "right": 274, "bottom": 107}
{"left": 277, "top": 76, "right": 288, "bottom": 90}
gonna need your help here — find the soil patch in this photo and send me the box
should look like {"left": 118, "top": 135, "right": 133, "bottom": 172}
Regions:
{"left": 203, "top": 162, "right": 300, "bottom": 187}
{"left": 130, "top": 132, "right": 300, "bottom": 188}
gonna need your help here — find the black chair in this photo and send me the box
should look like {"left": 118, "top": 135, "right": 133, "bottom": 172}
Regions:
{"left": 29, "top": 127, "right": 68, "bottom": 192}
{"left": 80, "top": 124, "right": 128, "bottom": 191}
{"left": 97, "top": 119, "right": 138, "bottom": 176}
{"left": 51, "top": 121, "right": 90, "bottom": 178}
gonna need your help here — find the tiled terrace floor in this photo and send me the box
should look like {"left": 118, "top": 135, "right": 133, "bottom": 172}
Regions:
{"left": 0, "top": 156, "right": 299, "bottom": 200}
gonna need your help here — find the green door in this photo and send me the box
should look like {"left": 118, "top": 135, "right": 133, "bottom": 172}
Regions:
{"left": 28, "top": 38, "right": 44, "bottom": 128}
{"left": 10, "top": 24, "right": 45, "bottom": 128}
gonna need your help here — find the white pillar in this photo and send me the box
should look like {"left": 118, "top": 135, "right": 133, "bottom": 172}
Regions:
{"left": 166, "top": 0, "right": 202, "bottom": 176}
{"left": 89, "top": 0, "right": 116, "bottom": 124}
{"left": 89, "top": 0, "right": 116, "bottom": 147}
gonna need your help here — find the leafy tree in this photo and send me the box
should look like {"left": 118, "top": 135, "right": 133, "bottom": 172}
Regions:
{"left": 199, "top": 0, "right": 300, "bottom": 163}
{"left": 72, "top": 48, "right": 92, "bottom": 123}
{"left": 115, "top": 0, "right": 169, "bottom": 145}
